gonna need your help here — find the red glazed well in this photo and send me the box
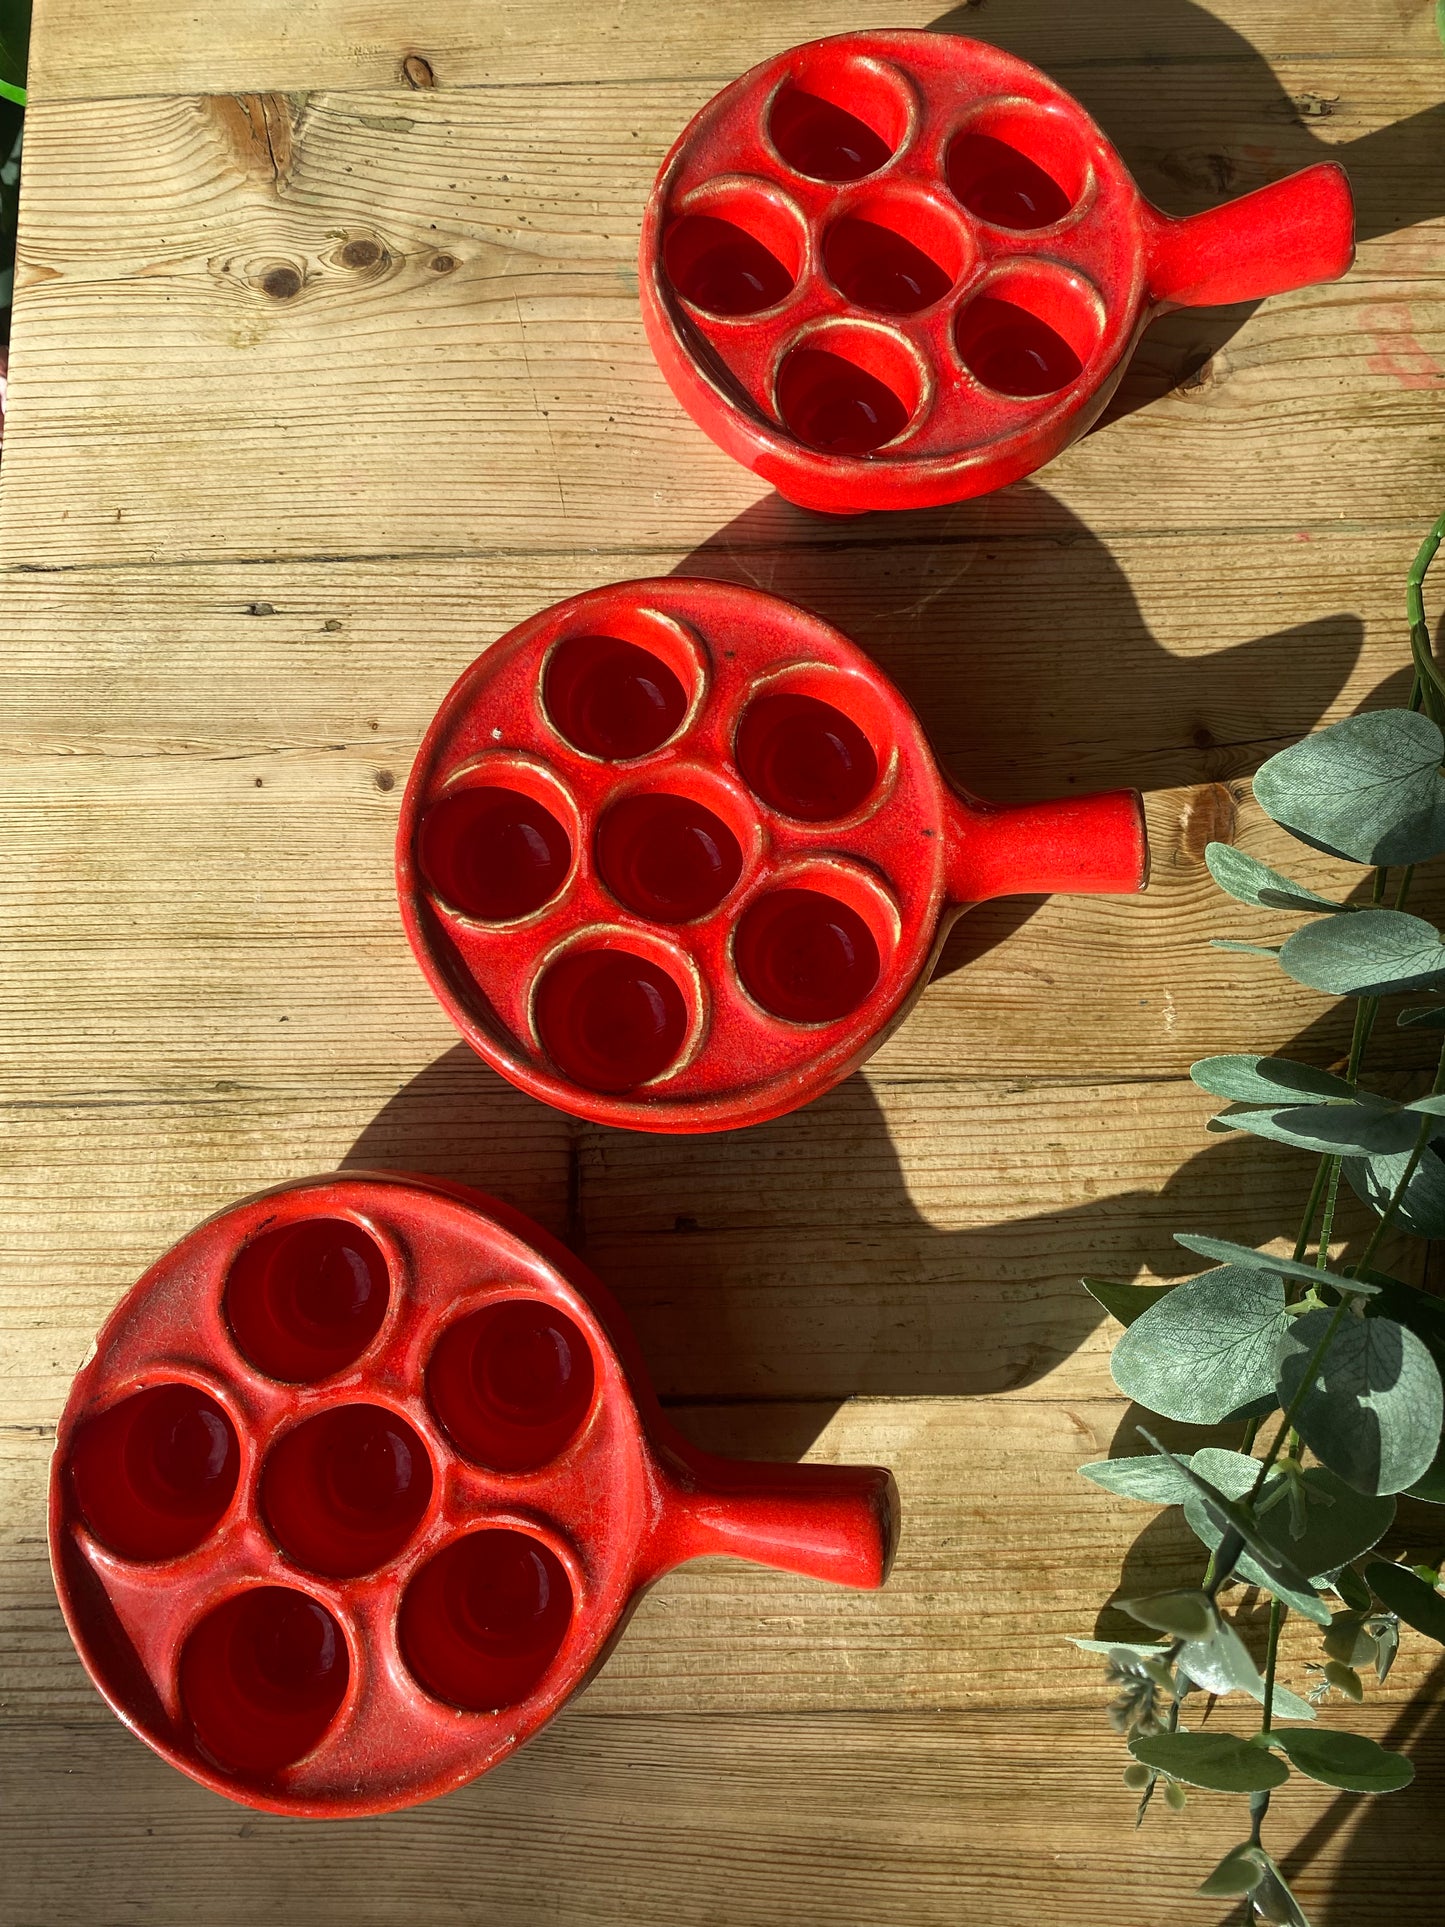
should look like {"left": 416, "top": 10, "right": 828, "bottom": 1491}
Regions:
{"left": 396, "top": 576, "right": 1148, "bottom": 1133}
{"left": 639, "top": 30, "right": 1355, "bottom": 513}
{"left": 50, "top": 1172, "right": 898, "bottom": 1817}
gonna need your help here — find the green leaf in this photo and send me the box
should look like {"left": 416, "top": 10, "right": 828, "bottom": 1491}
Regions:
{"left": 1081, "top": 1276, "right": 1176, "bottom": 1328}
{"left": 1398, "top": 1003, "right": 1445, "bottom": 1028}
{"left": 1274, "top": 1728, "right": 1414, "bottom": 1793}
{"left": 1129, "top": 1730, "right": 1288, "bottom": 1793}
{"left": 1277, "top": 1310, "right": 1444, "bottom": 1495}
{"left": 1280, "top": 909, "right": 1445, "bottom": 998}
{"left": 1172, "top": 1235, "right": 1383, "bottom": 1298}
{"left": 1213, "top": 939, "right": 1284, "bottom": 959}
{"left": 1139, "top": 1431, "right": 1329, "bottom": 1624}
{"left": 1199, "top": 1844, "right": 1271, "bottom": 1898}
{"left": 1178, "top": 1611, "right": 1316, "bottom": 1719}
{"left": 1120, "top": 1588, "right": 1216, "bottom": 1641}
{"left": 1184, "top": 1452, "right": 1391, "bottom": 1613}
{"left": 0, "top": 0, "right": 29, "bottom": 97}
{"left": 1190, "top": 1054, "right": 1359, "bottom": 1104}
{"left": 1203, "top": 844, "right": 1344, "bottom": 913}
{"left": 1363, "top": 1278, "right": 1445, "bottom": 1498}
{"left": 1334, "top": 1565, "right": 1374, "bottom": 1612}
{"left": 1078, "top": 1454, "right": 1196, "bottom": 1504}
{"left": 1323, "top": 1609, "right": 1377, "bottom": 1667}
{"left": 1364, "top": 1279, "right": 1445, "bottom": 1501}
{"left": 1364, "top": 1561, "right": 1445, "bottom": 1642}
{"left": 1253, "top": 710, "right": 1445, "bottom": 865}
{"left": 1344, "top": 1144, "right": 1445, "bottom": 1238}
{"left": 1069, "top": 1637, "right": 1171, "bottom": 1657}
{"left": 1282, "top": 1469, "right": 1396, "bottom": 1577}
{"left": 1212, "top": 1101, "right": 1419, "bottom": 1158}
{"left": 1254, "top": 1863, "right": 1316, "bottom": 1927}
{"left": 1111, "top": 1268, "right": 1288, "bottom": 1424}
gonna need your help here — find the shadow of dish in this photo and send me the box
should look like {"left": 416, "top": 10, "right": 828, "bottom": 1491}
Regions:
{"left": 344, "top": 996, "right": 1386, "bottom": 1465}
{"left": 672, "top": 482, "right": 1370, "bottom": 982}
{"left": 928, "top": 0, "right": 1445, "bottom": 421}
{"left": 360, "top": 476, "right": 1377, "bottom": 1452}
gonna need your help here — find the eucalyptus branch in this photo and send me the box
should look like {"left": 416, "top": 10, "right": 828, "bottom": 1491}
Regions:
{"left": 1083, "top": 522, "right": 1445, "bottom": 1907}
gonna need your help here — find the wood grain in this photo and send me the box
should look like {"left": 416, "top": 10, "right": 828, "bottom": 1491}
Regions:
{"left": 3, "top": 59, "right": 1444, "bottom": 566}
{"left": 4, "top": 1702, "right": 1443, "bottom": 1927}
{"left": 25, "top": 0, "right": 1442, "bottom": 98}
{"left": 4, "top": 0, "right": 1445, "bottom": 1918}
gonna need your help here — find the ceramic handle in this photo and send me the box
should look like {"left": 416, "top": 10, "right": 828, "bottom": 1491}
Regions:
{"left": 1144, "top": 161, "right": 1354, "bottom": 309}
{"left": 944, "top": 786, "right": 1148, "bottom": 906}
{"left": 656, "top": 1452, "right": 899, "bottom": 1590}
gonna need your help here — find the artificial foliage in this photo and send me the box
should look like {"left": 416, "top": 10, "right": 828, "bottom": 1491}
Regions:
{"left": 1079, "top": 514, "right": 1445, "bottom": 1924}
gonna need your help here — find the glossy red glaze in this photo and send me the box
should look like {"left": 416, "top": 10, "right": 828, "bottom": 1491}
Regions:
{"left": 639, "top": 30, "right": 1355, "bottom": 512}
{"left": 397, "top": 577, "right": 1148, "bottom": 1132}
{"left": 50, "top": 1172, "right": 899, "bottom": 1816}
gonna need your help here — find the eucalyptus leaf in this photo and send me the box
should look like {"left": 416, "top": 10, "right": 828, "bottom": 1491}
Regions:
{"left": 1120, "top": 1588, "right": 1216, "bottom": 1641}
{"left": 0, "top": 3, "right": 27, "bottom": 98}
{"left": 1252, "top": 709, "right": 1445, "bottom": 865}
{"left": 1364, "top": 1283, "right": 1445, "bottom": 1500}
{"left": 1138, "top": 1431, "right": 1329, "bottom": 1623}
{"left": 1111, "top": 1269, "right": 1288, "bottom": 1424}
{"left": 1190, "top": 1054, "right": 1360, "bottom": 1104}
{"left": 1081, "top": 1276, "right": 1177, "bottom": 1328}
{"left": 1187, "top": 1453, "right": 1396, "bottom": 1580}
{"left": 1178, "top": 1624, "right": 1317, "bottom": 1721}
{"left": 1198, "top": 1844, "right": 1271, "bottom": 1898}
{"left": 1129, "top": 1729, "right": 1288, "bottom": 1793}
{"left": 1406, "top": 1092, "right": 1445, "bottom": 1116}
{"left": 1274, "top": 1728, "right": 1414, "bottom": 1793}
{"left": 1279, "top": 909, "right": 1445, "bottom": 998}
{"left": 1344, "top": 1143, "right": 1445, "bottom": 1239}
{"left": 1212, "top": 1101, "right": 1420, "bottom": 1158}
{"left": 1397, "top": 1003, "right": 1445, "bottom": 1028}
{"left": 1078, "top": 1455, "right": 1196, "bottom": 1504}
{"left": 1213, "top": 939, "right": 1284, "bottom": 959}
{"left": 1333, "top": 1566, "right": 1374, "bottom": 1612}
{"left": 1069, "top": 1638, "right": 1171, "bottom": 1657}
{"left": 1203, "top": 844, "right": 1344, "bottom": 913}
{"left": 1363, "top": 1561, "right": 1445, "bottom": 1642}
{"left": 1172, "top": 1236, "right": 1382, "bottom": 1298}
{"left": 1276, "top": 1310, "right": 1444, "bottom": 1495}
{"left": 1251, "top": 1862, "right": 1315, "bottom": 1927}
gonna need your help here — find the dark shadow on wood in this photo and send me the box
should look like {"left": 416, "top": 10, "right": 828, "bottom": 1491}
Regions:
{"left": 929, "top": 2, "right": 1445, "bottom": 422}
{"left": 673, "top": 483, "right": 1364, "bottom": 983}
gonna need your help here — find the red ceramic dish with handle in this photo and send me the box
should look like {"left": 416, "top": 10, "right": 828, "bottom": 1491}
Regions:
{"left": 396, "top": 576, "right": 1148, "bottom": 1133}
{"left": 639, "top": 29, "right": 1355, "bottom": 513}
{"left": 50, "top": 1172, "right": 898, "bottom": 1817}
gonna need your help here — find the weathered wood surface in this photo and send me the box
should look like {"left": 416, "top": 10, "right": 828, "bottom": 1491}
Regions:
{"left": 5, "top": 1701, "right": 1444, "bottom": 1927}
{"left": 3, "top": 0, "right": 1444, "bottom": 1919}
{"left": 4, "top": 62, "right": 1444, "bottom": 564}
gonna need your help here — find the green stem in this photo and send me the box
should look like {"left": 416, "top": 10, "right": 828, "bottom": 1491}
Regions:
{"left": 1291, "top": 1158, "right": 1331, "bottom": 1264}
{"left": 1250, "top": 1296, "right": 1350, "bottom": 1496}
{"left": 1407, "top": 510, "right": 1445, "bottom": 725}
{"left": 1314, "top": 1157, "right": 1344, "bottom": 1267}
{"left": 1248, "top": 1037, "right": 1445, "bottom": 1502}
{"left": 1260, "top": 1597, "right": 1284, "bottom": 1735}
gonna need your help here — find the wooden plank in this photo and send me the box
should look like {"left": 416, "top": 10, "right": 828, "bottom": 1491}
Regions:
{"left": 2, "top": 533, "right": 1441, "bottom": 1108}
{"left": 6, "top": 1397, "right": 1441, "bottom": 1720}
{"left": 3, "top": 63, "right": 1443, "bottom": 566}
{"left": 3, "top": 1701, "right": 1443, "bottom": 1927}
{"left": 25, "top": 0, "right": 1440, "bottom": 100}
